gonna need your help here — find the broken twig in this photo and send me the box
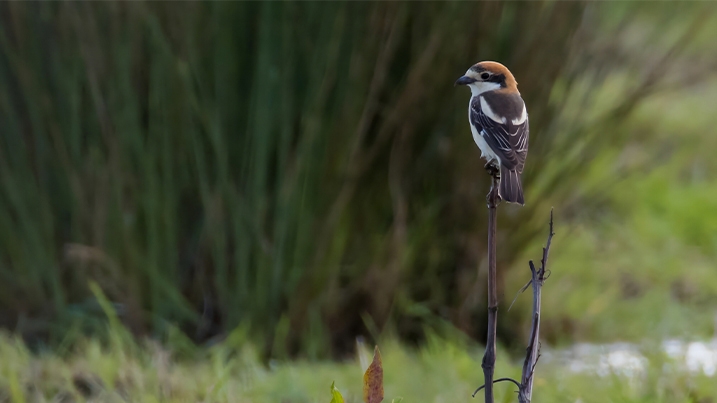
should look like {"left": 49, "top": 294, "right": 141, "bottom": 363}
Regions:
{"left": 517, "top": 209, "right": 555, "bottom": 403}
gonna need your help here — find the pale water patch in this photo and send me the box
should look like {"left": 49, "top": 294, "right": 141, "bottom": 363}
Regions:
{"left": 541, "top": 339, "right": 717, "bottom": 377}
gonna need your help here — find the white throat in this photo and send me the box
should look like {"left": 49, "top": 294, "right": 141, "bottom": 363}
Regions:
{"left": 468, "top": 81, "right": 501, "bottom": 96}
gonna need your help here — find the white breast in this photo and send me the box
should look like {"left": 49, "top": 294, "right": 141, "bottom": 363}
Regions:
{"left": 467, "top": 96, "right": 500, "bottom": 164}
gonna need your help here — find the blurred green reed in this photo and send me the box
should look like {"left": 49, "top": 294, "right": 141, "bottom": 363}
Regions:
{"left": 0, "top": 2, "right": 716, "bottom": 358}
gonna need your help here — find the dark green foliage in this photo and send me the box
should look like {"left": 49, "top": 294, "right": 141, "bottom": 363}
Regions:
{"left": 0, "top": 2, "right": 716, "bottom": 358}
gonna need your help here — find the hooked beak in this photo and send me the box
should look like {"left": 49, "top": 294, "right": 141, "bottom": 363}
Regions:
{"left": 454, "top": 75, "right": 476, "bottom": 86}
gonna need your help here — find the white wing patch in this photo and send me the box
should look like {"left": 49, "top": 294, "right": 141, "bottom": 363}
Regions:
{"left": 479, "top": 96, "right": 506, "bottom": 124}
{"left": 511, "top": 104, "right": 528, "bottom": 125}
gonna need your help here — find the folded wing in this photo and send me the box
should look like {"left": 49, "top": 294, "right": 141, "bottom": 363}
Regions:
{"left": 469, "top": 92, "right": 529, "bottom": 173}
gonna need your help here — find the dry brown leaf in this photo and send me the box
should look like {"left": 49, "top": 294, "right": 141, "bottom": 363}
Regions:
{"left": 363, "top": 345, "right": 383, "bottom": 403}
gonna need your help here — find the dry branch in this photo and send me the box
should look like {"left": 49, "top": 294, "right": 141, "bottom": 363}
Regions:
{"left": 517, "top": 209, "right": 554, "bottom": 403}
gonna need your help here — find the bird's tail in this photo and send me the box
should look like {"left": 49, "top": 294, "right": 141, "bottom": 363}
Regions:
{"left": 499, "top": 166, "right": 524, "bottom": 205}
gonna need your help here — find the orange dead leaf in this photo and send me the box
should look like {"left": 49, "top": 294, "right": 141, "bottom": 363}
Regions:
{"left": 363, "top": 345, "right": 383, "bottom": 403}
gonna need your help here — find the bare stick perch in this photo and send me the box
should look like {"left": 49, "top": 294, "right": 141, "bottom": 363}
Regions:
{"left": 481, "top": 166, "right": 501, "bottom": 403}
{"left": 518, "top": 209, "right": 554, "bottom": 403}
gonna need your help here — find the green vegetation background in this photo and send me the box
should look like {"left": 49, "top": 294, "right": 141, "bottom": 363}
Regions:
{"left": 1, "top": 2, "right": 717, "bottom": 401}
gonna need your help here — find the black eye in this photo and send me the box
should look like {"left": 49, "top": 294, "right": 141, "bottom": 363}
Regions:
{"left": 481, "top": 73, "right": 490, "bottom": 80}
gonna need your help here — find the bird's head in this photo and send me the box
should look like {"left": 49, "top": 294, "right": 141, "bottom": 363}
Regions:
{"left": 455, "top": 61, "right": 518, "bottom": 95}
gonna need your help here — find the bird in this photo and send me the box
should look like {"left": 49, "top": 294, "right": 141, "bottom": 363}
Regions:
{"left": 455, "top": 61, "right": 529, "bottom": 205}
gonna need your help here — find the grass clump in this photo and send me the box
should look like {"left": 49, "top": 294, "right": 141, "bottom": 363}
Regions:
{"left": 0, "top": 332, "right": 714, "bottom": 403}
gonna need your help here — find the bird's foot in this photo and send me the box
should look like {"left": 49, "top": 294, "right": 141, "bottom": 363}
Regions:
{"left": 484, "top": 161, "right": 500, "bottom": 178}
{"left": 484, "top": 160, "right": 501, "bottom": 206}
